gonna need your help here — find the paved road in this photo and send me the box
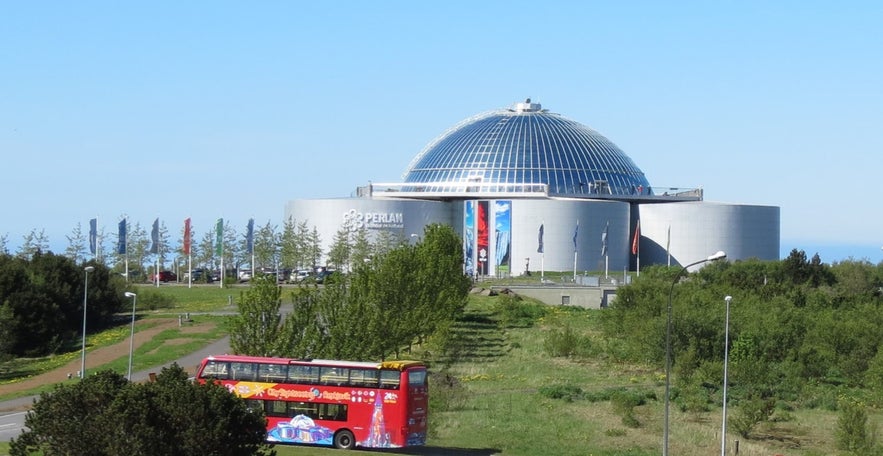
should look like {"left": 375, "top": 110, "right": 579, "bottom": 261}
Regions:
{"left": 0, "top": 336, "right": 232, "bottom": 442}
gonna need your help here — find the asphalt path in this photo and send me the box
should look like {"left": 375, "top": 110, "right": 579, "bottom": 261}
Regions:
{"left": 0, "top": 335, "right": 232, "bottom": 442}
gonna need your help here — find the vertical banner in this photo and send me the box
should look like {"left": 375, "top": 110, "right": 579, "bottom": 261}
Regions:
{"left": 463, "top": 201, "right": 475, "bottom": 276}
{"left": 573, "top": 219, "right": 580, "bottom": 252}
{"left": 631, "top": 220, "right": 641, "bottom": 255}
{"left": 149, "top": 218, "right": 159, "bottom": 254}
{"left": 246, "top": 218, "right": 255, "bottom": 255}
{"left": 117, "top": 219, "right": 127, "bottom": 255}
{"left": 477, "top": 200, "right": 489, "bottom": 276}
{"left": 215, "top": 218, "right": 224, "bottom": 257}
{"left": 537, "top": 223, "right": 544, "bottom": 254}
{"left": 183, "top": 218, "right": 192, "bottom": 255}
{"left": 494, "top": 200, "right": 511, "bottom": 275}
{"left": 88, "top": 218, "right": 97, "bottom": 255}
{"left": 600, "top": 221, "right": 609, "bottom": 257}
{"left": 216, "top": 218, "right": 224, "bottom": 288}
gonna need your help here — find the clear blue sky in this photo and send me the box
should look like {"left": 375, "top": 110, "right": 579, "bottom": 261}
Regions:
{"left": 2, "top": 1, "right": 882, "bottom": 263}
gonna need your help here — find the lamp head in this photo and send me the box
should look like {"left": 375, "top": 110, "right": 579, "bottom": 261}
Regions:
{"left": 707, "top": 251, "right": 727, "bottom": 261}
{"left": 124, "top": 292, "right": 137, "bottom": 298}
{"left": 725, "top": 295, "right": 732, "bottom": 303}
{"left": 84, "top": 266, "right": 95, "bottom": 273}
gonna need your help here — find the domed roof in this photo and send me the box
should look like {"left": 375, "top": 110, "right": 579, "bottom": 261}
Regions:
{"left": 403, "top": 100, "right": 651, "bottom": 196}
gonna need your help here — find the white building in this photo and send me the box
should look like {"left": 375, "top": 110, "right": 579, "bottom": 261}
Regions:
{"left": 285, "top": 100, "right": 779, "bottom": 275}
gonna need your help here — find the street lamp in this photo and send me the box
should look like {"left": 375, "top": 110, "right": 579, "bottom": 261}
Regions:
{"left": 663, "top": 250, "right": 726, "bottom": 456}
{"left": 124, "top": 292, "right": 137, "bottom": 380}
{"left": 80, "top": 266, "right": 95, "bottom": 379}
{"left": 721, "top": 295, "right": 732, "bottom": 456}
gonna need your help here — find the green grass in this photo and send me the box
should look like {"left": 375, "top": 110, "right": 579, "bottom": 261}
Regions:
{"left": 0, "top": 284, "right": 871, "bottom": 455}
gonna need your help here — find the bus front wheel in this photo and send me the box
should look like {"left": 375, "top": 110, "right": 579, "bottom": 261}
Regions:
{"left": 333, "top": 429, "right": 355, "bottom": 450}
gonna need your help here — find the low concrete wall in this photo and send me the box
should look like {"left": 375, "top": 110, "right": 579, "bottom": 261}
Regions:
{"left": 490, "top": 285, "right": 617, "bottom": 309}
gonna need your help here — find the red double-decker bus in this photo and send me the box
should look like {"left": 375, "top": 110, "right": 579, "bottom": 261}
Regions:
{"left": 195, "top": 354, "right": 428, "bottom": 449}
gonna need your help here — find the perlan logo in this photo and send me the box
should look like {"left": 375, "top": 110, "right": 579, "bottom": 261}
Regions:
{"left": 343, "top": 209, "right": 404, "bottom": 229}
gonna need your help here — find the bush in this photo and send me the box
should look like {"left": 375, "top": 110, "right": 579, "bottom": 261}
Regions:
{"left": 836, "top": 399, "right": 877, "bottom": 454}
{"left": 538, "top": 384, "right": 584, "bottom": 402}
{"left": 543, "top": 324, "right": 593, "bottom": 358}
{"left": 729, "top": 398, "right": 775, "bottom": 438}
{"left": 492, "top": 293, "right": 546, "bottom": 328}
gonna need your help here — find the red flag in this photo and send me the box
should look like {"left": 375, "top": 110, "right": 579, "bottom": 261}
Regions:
{"left": 183, "top": 218, "right": 192, "bottom": 255}
{"left": 631, "top": 220, "right": 640, "bottom": 255}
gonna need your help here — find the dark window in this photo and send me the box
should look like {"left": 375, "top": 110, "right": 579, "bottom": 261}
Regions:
{"left": 288, "top": 365, "right": 320, "bottom": 384}
{"left": 380, "top": 369, "right": 401, "bottom": 389}
{"left": 349, "top": 368, "right": 380, "bottom": 388}
{"left": 230, "top": 362, "right": 257, "bottom": 381}
{"left": 258, "top": 363, "right": 288, "bottom": 383}
{"left": 200, "top": 361, "right": 230, "bottom": 380}
{"left": 320, "top": 366, "right": 350, "bottom": 386}
{"left": 408, "top": 369, "right": 427, "bottom": 387}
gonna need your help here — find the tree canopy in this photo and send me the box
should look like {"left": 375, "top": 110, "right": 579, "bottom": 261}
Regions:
{"left": 10, "top": 365, "right": 275, "bottom": 456}
{"left": 600, "top": 249, "right": 883, "bottom": 409}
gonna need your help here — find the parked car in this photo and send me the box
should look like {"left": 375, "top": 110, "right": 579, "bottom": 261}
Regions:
{"left": 314, "top": 270, "right": 340, "bottom": 284}
{"left": 149, "top": 271, "right": 177, "bottom": 283}
{"left": 290, "top": 270, "right": 312, "bottom": 282}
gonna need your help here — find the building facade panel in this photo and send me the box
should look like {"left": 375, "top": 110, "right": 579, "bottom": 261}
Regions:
{"left": 637, "top": 202, "right": 780, "bottom": 269}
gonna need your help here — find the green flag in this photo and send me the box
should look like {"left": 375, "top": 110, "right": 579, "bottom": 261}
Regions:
{"left": 215, "top": 218, "right": 223, "bottom": 257}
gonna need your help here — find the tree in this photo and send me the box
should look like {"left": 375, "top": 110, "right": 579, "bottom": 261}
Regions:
{"left": 65, "top": 222, "right": 89, "bottom": 264}
{"left": 274, "top": 223, "right": 470, "bottom": 361}
{"left": 230, "top": 275, "right": 285, "bottom": 356}
{"left": 17, "top": 228, "right": 50, "bottom": 260}
{"left": 10, "top": 366, "right": 275, "bottom": 456}
{"left": 253, "top": 220, "right": 279, "bottom": 272}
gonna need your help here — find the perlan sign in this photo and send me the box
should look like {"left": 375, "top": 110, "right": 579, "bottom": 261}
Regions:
{"left": 343, "top": 209, "right": 404, "bottom": 230}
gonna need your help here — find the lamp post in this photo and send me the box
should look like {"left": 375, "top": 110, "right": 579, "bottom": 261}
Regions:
{"left": 80, "top": 266, "right": 95, "bottom": 379}
{"left": 124, "top": 292, "right": 137, "bottom": 380}
{"left": 663, "top": 250, "right": 726, "bottom": 456}
{"left": 721, "top": 295, "right": 732, "bottom": 456}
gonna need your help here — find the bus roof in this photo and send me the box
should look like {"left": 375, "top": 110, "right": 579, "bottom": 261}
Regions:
{"left": 203, "top": 355, "right": 425, "bottom": 371}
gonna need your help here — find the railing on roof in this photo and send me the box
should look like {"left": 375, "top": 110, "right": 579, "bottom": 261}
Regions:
{"left": 358, "top": 182, "right": 703, "bottom": 202}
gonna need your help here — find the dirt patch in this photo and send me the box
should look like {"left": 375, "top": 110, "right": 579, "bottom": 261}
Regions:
{"left": 0, "top": 318, "right": 202, "bottom": 397}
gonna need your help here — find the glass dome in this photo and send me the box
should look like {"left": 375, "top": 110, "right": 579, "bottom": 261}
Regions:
{"left": 402, "top": 100, "right": 651, "bottom": 196}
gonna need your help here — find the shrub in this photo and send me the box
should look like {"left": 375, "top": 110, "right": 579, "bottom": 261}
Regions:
{"left": 836, "top": 399, "right": 877, "bottom": 454}
{"left": 538, "top": 384, "right": 584, "bottom": 402}
{"left": 492, "top": 293, "right": 546, "bottom": 328}
{"left": 729, "top": 398, "right": 775, "bottom": 438}
{"left": 543, "top": 324, "right": 593, "bottom": 358}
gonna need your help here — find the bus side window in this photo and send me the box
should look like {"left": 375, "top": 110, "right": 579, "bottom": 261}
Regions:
{"left": 259, "top": 363, "right": 288, "bottom": 383}
{"left": 202, "top": 361, "right": 229, "bottom": 380}
{"left": 349, "top": 368, "right": 379, "bottom": 387}
{"left": 266, "top": 400, "right": 288, "bottom": 417}
{"left": 231, "top": 362, "right": 256, "bottom": 381}
{"left": 379, "top": 370, "right": 401, "bottom": 389}
{"left": 319, "top": 403, "right": 348, "bottom": 421}
{"left": 288, "top": 365, "right": 319, "bottom": 384}
{"left": 320, "top": 367, "right": 349, "bottom": 386}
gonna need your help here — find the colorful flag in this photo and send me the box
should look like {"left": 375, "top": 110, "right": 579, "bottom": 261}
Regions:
{"left": 88, "top": 218, "right": 97, "bottom": 255}
{"left": 149, "top": 218, "right": 159, "bottom": 254}
{"left": 183, "top": 218, "right": 192, "bottom": 255}
{"left": 117, "top": 219, "right": 127, "bottom": 255}
{"left": 631, "top": 220, "right": 641, "bottom": 255}
{"left": 246, "top": 218, "right": 255, "bottom": 255}
{"left": 572, "top": 220, "right": 579, "bottom": 251}
{"left": 600, "top": 221, "right": 609, "bottom": 257}
{"left": 215, "top": 218, "right": 224, "bottom": 257}
{"left": 537, "top": 223, "right": 544, "bottom": 254}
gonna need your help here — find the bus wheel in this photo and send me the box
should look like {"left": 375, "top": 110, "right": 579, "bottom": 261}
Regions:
{"left": 333, "top": 429, "right": 355, "bottom": 450}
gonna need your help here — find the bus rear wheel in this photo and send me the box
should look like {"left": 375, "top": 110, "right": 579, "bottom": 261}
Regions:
{"left": 333, "top": 429, "right": 355, "bottom": 450}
